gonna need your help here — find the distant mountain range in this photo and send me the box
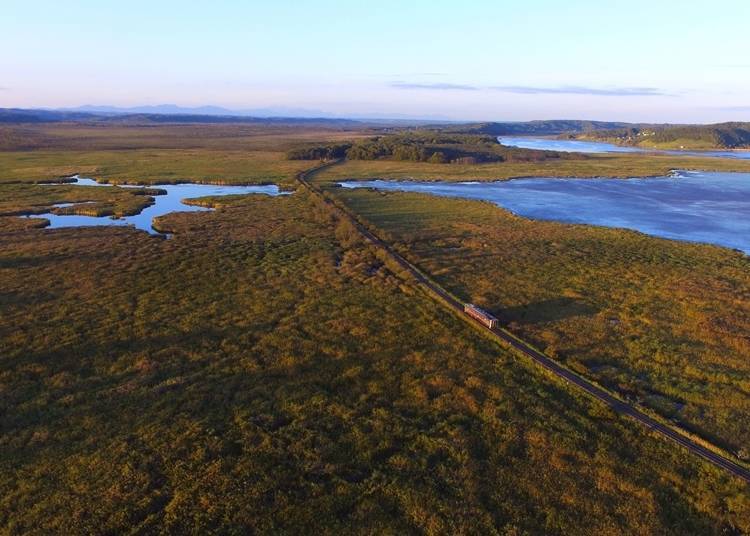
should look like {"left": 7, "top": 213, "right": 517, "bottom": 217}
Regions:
{"left": 0, "top": 108, "right": 635, "bottom": 132}
{"left": 0, "top": 107, "right": 363, "bottom": 126}
{"left": 48, "top": 104, "right": 456, "bottom": 123}
{"left": 63, "top": 104, "right": 332, "bottom": 118}
{"left": 0, "top": 108, "right": 103, "bottom": 123}
{"left": 4, "top": 108, "right": 745, "bottom": 150}
{"left": 0, "top": 106, "right": 457, "bottom": 126}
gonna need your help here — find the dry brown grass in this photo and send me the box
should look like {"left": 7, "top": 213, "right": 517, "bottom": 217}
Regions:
{"left": 325, "top": 186, "right": 750, "bottom": 453}
{"left": 0, "top": 123, "right": 373, "bottom": 151}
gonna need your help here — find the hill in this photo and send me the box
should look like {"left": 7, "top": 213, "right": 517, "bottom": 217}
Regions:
{"left": 0, "top": 110, "right": 641, "bottom": 133}
{"left": 455, "top": 120, "right": 635, "bottom": 136}
{"left": 575, "top": 123, "right": 750, "bottom": 150}
{"left": 0, "top": 108, "right": 102, "bottom": 123}
{"left": 0, "top": 108, "right": 364, "bottom": 127}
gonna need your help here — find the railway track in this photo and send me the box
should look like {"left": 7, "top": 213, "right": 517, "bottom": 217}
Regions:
{"left": 297, "top": 160, "right": 750, "bottom": 485}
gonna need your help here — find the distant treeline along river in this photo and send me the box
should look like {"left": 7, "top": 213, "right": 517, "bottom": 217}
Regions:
{"left": 499, "top": 136, "right": 750, "bottom": 160}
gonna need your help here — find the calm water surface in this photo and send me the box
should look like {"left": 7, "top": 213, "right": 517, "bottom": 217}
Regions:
{"left": 499, "top": 136, "right": 750, "bottom": 160}
{"left": 340, "top": 171, "right": 750, "bottom": 253}
{"left": 28, "top": 177, "right": 288, "bottom": 234}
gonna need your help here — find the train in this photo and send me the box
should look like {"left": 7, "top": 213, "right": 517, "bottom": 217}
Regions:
{"left": 464, "top": 303, "right": 499, "bottom": 329}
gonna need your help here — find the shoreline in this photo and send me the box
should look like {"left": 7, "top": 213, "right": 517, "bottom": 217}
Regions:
{"left": 336, "top": 171, "right": 750, "bottom": 256}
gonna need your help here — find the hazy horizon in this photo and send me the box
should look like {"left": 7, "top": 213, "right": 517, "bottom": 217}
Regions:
{"left": 10, "top": 103, "right": 744, "bottom": 125}
{"left": 4, "top": 0, "right": 750, "bottom": 123}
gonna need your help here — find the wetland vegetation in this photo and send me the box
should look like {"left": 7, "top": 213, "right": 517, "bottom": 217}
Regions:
{"left": 323, "top": 184, "right": 750, "bottom": 455}
{"left": 2, "top": 122, "right": 749, "bottom": 533}
{"left": 338, "top": 170, "right": 750, "bottom": 253}
{"left": 19, "top": 177, "right": 289, "bottom": 234}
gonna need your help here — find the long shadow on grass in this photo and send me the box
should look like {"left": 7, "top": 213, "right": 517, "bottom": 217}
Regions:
{"left": 500, "top": 297, "right": 598, "bottom": 325}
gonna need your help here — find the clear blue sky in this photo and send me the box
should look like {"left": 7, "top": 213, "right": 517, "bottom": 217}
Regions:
{"left": 3, "top": 0, "right": 750, "bottom": 122}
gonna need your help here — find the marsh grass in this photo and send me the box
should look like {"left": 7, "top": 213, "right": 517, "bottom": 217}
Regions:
{"left": 324, "top": 186, "right": 750, "bottom": 454}
{"left": 0, "top": 183, "right": 160, "bottom": 218}
{"left": 0, "top": 190, "right": 747, "bottom": 533}
{"left": 2, "top": 126, "right": 750, "bottom": 533}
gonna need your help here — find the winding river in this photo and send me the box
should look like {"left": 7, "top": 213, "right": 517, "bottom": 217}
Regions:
{"left": 28, "top": 177, "right": 288, "bottom": 235}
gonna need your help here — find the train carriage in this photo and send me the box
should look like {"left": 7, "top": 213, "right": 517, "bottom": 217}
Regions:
{"left": 464, "top": 303, "right": 499, "bottom": 329}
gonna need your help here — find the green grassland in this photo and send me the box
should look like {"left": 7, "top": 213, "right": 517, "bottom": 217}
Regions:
{"left": 2, "top": 124, "right": 750, "bottom": 533}
{"left": 1, "top": 188, "right": 748, "bottom": 534}
{"left": 0, "top": 149, "right": 315, "bottom": 187}
{"left": 0, "top": 123, "right": 373, "bottom": 187}
{"left": 322, "top": 186, "right": 750, "bottom": 455}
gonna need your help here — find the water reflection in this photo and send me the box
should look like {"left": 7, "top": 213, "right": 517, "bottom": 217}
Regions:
{"left": 340, "top": 170, "right": 750, "bottom": 253}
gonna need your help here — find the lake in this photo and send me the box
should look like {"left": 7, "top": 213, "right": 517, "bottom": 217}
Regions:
{"left": 499, "top": 136, "right": 750, "bottom": 160}
{"left": 339, "top": 170, "right": 750, "bottom": 254}
{"left": 28, "top": 176, "right": 289, "bottom": 235}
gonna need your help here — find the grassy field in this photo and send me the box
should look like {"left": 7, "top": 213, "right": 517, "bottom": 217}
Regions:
{"left": 1, "top": 186, "right": 748, "bottom": 534}
{"left": 0, "top": 123, "right": 373, "bottom": 187}
{"left": 0, "top": 149, "right": 315, "bottom": 186}
{"left": 0, "top": 123, "right": 371, "bottom": 151}
{"left": 2, "top": 124, "right": 750, "bottom": 533}
{"left": 323, "top": 186, "right": 750, "bottom": 455}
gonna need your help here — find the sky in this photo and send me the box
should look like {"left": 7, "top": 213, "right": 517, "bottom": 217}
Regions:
{"left": 3, "top": 0, "right": 750, "bottom": 122}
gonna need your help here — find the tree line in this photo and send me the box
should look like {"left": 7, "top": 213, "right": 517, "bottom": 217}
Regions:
{"left": 288, "top": 131, "right": 578, "bottom": 164}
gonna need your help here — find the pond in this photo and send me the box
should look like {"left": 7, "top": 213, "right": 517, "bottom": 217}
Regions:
{"left": 339, "top": 170, "right": 750, "bottom": 254}
{"left": 499, "top": 136, "right": 750, "bottom": 160}
{"left": 27, "top": 176, "right": 289, "bottom": 235}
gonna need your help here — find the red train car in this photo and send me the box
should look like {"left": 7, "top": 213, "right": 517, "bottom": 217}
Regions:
{"left": 464, "top": 303, "right": 499, "bottom": 329}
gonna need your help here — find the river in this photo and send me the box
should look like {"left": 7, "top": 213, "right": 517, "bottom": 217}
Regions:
{"left": 339, "top": 170, "right": 750, "bottom": 253}
{"left": 499, "top": 136, "right": 750, "bottom": 160}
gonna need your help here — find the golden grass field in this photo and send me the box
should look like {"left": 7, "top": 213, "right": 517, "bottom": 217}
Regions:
{"left": 1, "top": 123, "right": 749, "bottom": 533}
